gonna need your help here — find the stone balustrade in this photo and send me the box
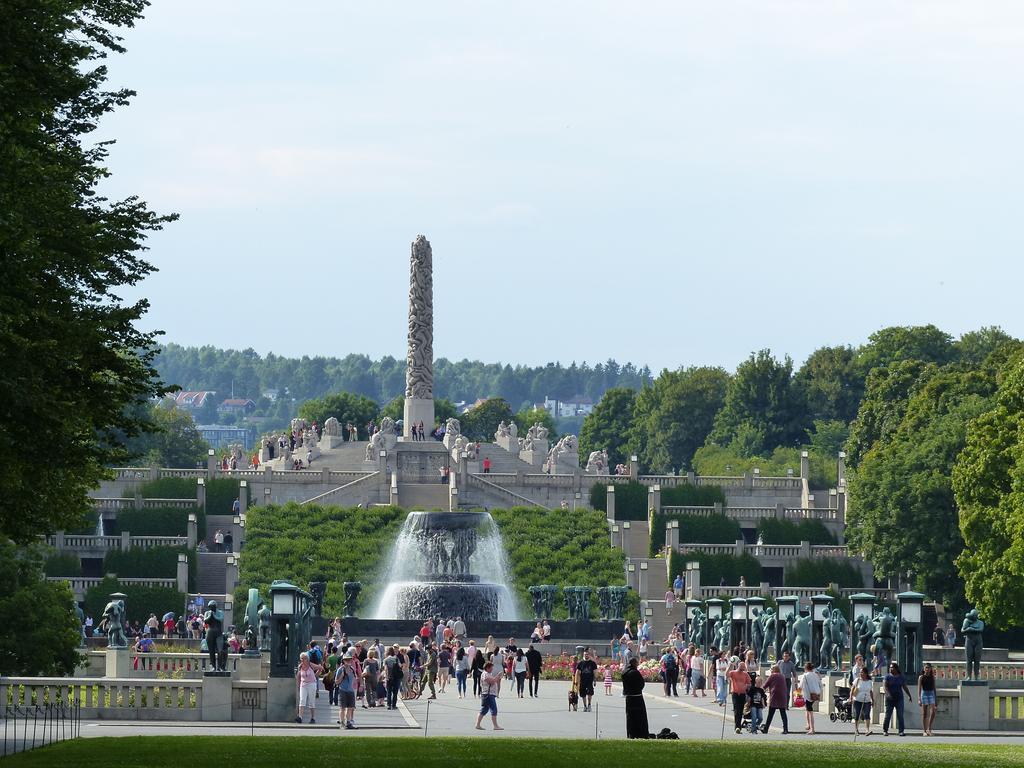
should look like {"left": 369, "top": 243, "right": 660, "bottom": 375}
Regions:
{"left": 694, "top": 585, "right": 896, "bottom": 602}
{"left": 1, "top": 676, "right": 203, "bottom": 720}
{"left": 92, "top": 497, "right": 197, "bottom": 511}
{"left": 47, "top": 534, "right": 187, "bottom": 552}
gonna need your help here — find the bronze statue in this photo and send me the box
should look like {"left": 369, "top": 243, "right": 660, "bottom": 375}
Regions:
{"left": 257, "top": 602, "right": 271, "bottom": 651}
{"left": 962, "top": 608, "right": 985, "bottom": 679}
{"left": 872, "top": 607, "right": 897, "bottom": 669}
{"left": 759, "top": 608, "right": 776, "bottom": 664}
{"left": 751, "top": 607, "right": 765, "bottom": 662}
{"left": 103, "top": 598, "right": 128, "bottom": 649}
{"left": 242, "top": 588, "right": 261, "bottom": 652}
{"left": 854, "top": 613, "right": 873, "bottom": 660}
{"left": 204, "top": 600, "right": 228, "bottom": 671}
{"left": 343, "top": 582, "right": 362, "bottom": 618}
{"left": 792, "top": 613, "right": 812, "bottom": 668}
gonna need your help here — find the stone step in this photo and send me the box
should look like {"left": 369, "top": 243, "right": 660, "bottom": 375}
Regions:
{"left": 197, "top": 552, "right": 229, "bottom": 595}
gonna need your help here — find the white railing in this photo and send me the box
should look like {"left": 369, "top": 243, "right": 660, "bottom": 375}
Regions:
{"left": 93, "top": 497, "right": 197, "bottom": 511}
{"left": 129, "top": 652, "right": 241, "bottom": 676}
{"left": 0, "top": 676, "right": 202, "bottom": 720}
{"left": 676, "top": 543, "right": 850, "bottom": 560}
{"left": 301, "top": 471, "right": 380, "bottom": 506}
{"left": 47, "top": 535, "right": 187, "bottom": 551}
{"left": 47, "top": 576, "right": 177, "bottom": 594}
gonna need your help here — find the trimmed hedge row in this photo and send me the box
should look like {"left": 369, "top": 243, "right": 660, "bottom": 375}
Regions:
{"left": 590, "top": 481, "right": 724, "bottom": 521}
{"left": 784, "top": 558, "right": 864, "bottom": 590}
{"left": 668, "top": 551, "right": 763, "bottom": 588}
{"left": 127, "top": 476, "right": 239, "bottom": 516}
{"left": 650, "top": 513, "right": 741, "bottom": 556}
{"left": 83, "top": 576, "right": 185, "bottom": 630}
{"left": 757, "top": 518, "right": 837, "bottom": 545}
{"left": 117, "top": 507, "right": 206, "bottom": 541}
{"left": 44, "top": 552, "right": 82, "bottom": 577}
{"left": 103, "top": 546, "right": 195, "bottom": 591}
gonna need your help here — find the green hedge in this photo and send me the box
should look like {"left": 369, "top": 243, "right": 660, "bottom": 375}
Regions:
{"left": 661, "top": 484, "right": 726, "bottom": 507}
{"left": 589, "top": 481, "right": 649, "bottom": 520}
{"left": 237, "top": 503, "right": 407, "bottom": 617}
{"left": 117, "top": 506, "right": 206, "bottom": 541}
{"left": 65, "top": 509, "right": 99, "bottom": 536}
{"left": 83, "top": 576, "right": 185, "bottom": 630}
{"left": 127, "top": 476, "right": 238, "bottom": 515}
{"left": 784, "top": 558, "right": 864, "bottom": 590}
{"left": 44, "top": 552, "right": 82, "bottom": 577}
{"left": 650, "top": 513, "right": 741, "bottom": 556}
{"left": 491, "top": 507, "right": 637, "bottom": 621}
{"left": 668, "top": 551, "right": 763, "bottom": 588}
{"left": 757, "top": 518, "right": 837, "bottom": 545}
{"left": 103, "top": 546, "right": 195, "bottom": 591}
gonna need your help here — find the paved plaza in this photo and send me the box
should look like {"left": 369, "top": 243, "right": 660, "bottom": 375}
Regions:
{"left": 70, "top": 679, "right": 1024, "bottom": 745}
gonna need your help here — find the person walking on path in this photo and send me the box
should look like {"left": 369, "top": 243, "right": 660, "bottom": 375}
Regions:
{"left": 919, "top": 662, "right": 937, "bottom": 736}
{"left": 850, "top": 667, "right": 875, "bottom": 736}
{"left": 455, "top": 646, "right": 470, "bottom": 699}
{"left": 295, "top": 651, "right": 322, "bottom": 724}
{"left": 747, "top": 675, "right": 766, "bottom": 734}
{"left": 728, "top": 657, "right": 751, "bottom": 733}
{"left": 661, "top": 647, "right": 679, "bottom": 697}
{"left": 575, "top": 649, "right": 599, "bottom": 712}
{"left": 883, "top": 662, "right": 913, "bottom": 736}
{"left": 673, "top": 573, "right": 683, "bottom": 598}
{"left": 622, "top": 656, "right": 650, "bottom": 739}
{"left": 762, "top": 664, "right": 790, "bottom": 734}
{"left": 475, "top": 662, "right": 504, "bottom": 731}
{"left": 422, "top": 643, "right": 438, "bottom": 699}
{"left": 336, "top": 650, "right": 359, "bottom": 729}
{"left": 798, "top": 663, "right": 822, "bottom": 735}
{"left": 525, "top": 644, "right": 543, "bottom": 697}
{"left": 383, "top": 646, "right": 403, "bottom": 710}
{"left": 665, "top": 589, "right": 676, "bottom": 615}
{"left": 778, "top": 650, "right": 797, "bottom": 703}
{"left": 471, "top": 644, "right": 485, "bottom": 696}
{"left": 715, "top": 651, "right": 730, "bottom": 706}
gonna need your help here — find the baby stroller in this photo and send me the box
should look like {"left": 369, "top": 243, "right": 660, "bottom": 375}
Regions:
{"left": 829, "top": 686, "right": 852, "bottom": 723}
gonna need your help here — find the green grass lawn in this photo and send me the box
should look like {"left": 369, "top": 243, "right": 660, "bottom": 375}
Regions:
{"left": 7, "top": 737, "right": 1024, "bottom": 767}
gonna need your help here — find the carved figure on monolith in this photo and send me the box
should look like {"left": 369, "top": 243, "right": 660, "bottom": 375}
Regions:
{"left": 563, "top": 587, "right": 578, "bottom": 620}
{"left": 597, "top": 587, "right": 611, "bottom": 620}
{"left": 204, "top": 600, "right": 228, "bottom": 671}
{"left": 403, "top": 235, "right": 435, "bottom": 439}
{"left": 575, "top": 586, "right": 593, "bottom": 622}
{"left": 608, "top": 586, "right": 628, "bottom": 621}
{"left": 962, "top": 608, "right": 985, "bottom": 679}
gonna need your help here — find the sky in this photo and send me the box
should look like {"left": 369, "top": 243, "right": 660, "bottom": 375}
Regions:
{"left": 98, "top": 1, "right": 1024, "bottom": 373}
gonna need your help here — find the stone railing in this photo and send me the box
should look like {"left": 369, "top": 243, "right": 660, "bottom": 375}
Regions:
{"left": 93, "top": 497, "right": 197, "bottom": 511}
{"left": 785, "top": 507, "right": 843, "bottom": 522}
{"left": 47, "top": 576, "right": 177, "bottom": 595}
{"left": 157, "top": 469, "right": 207, "bottom": 479}
{"left": 301, "top": 471, "right": 380, "bottom": 506}
{"left": 81, "top": 652, "right": 244, "bottom": 678}
{"left": 465, "top": 473, "right": 551, "bottom": 510}
{"left": 1, "top": 676, "right": 202, "bottom": 720}
{"left": 694, "top": 585, "right": 894, "bottom": 603}
{"left": 660, "top": 505, "right": 842, "bottom": 523}
{"left": 47, "top": 534, "right": 187, "bottom": 551}
{"left": 677, "top": 542, "right": 849, "bottom": 560}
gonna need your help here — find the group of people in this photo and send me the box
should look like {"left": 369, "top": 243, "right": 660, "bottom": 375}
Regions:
{"left": 307, "top": 619, "right": 546, "bottom": 730}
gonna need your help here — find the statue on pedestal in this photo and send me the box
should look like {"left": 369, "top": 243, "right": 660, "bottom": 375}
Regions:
{"left": 541, "top": 585, "right": 557, "bottom": 620}
{"left": 608, "top": 586, "right": 628, "bottom": 621}
{"left": 243, "top": 588, "right": 262, "bottom": 652}
{"left": 715, "top": 616, "right": 731, "bottom": 651}
{"left": 751, "top": 607, "right": 765, "bottom": 662}
{"left": 962, "top": 608, "right": 985, "bottom": 679}
{"left": 343, "top": 582, "right": 362, "bottom": 618}
{"left": 854, "top": 613, "right": 874, "bottom": 660}
{"left": 792, "top": 613, "right": 813, "bottom": 668}
{"left": 872, "top": 607, "right": 897, "bottom": 670}
{"left": 828, "top": 609, "right": 849, "bottom": 669}
{"left": 529, "top": 586, "right": 545, "bottom": 620}
{"left": 759, "top": 608, "right": 777, "bottom": 664}
{"left": 257, "top": 602, "right": 272, "bottom": 651}
{"left": 103, "top": 598, "right": 128, "bottom": 649}
{"left": 204, "top": 600, "right": 228, "bottom": 672}
{"left": 308, "top": 581, "right": 326, "bottom": 618}
{"left": 585, "top": 450, "right": 609, "bottom": 474}
{"left": 689, "top": 609, "right": 706, "bottom": 649}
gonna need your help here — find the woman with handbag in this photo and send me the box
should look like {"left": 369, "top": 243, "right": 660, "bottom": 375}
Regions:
{"left": 798, "top": 662, "right": 822, "bottom": 734}
{"left": 849, "top": 667, "right": 874, "bottom": 735}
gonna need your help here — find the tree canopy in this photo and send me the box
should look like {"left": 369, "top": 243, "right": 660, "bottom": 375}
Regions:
{"left": 579, "top": 387, "right": 636, "bottom": 469}
{"left": 123, "top": 403, "right": 209, "bottom": 468}
{"left": 0, "top": 0, "right": 174, "bottom": 542}
{"left": 460, "top": 398, "right": 514, "bottom": 442}
{"left": 297, "top": 391, "right": 380, "bottom": 433}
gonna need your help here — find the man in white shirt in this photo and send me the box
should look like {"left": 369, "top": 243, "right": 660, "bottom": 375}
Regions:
{"left": 453, "top": 617, "right": 466, "bottom": 638}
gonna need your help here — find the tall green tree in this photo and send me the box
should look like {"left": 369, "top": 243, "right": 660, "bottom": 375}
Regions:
{"left": 579, "top": 387, "right": 635, "bottom": 469}
{"left": 124, "top": 403, "right": 209, "bottom": 467}
{"left": 513, "top": 406, "right": 558, "bottom": 443}
{"left": 0, "top": 0, "right": 175, "bottom": 542}
{"left": 846, "top": 366, "right": 999, "bottom": 609}
{"left": 629, "top": 367, "right": 729, "bottom": 473}
{"left": 794, "top": 346, "right": 863, "bottom": 424}
{"left": 378, "top": 396, "right": 457, "bottom": 429}
{"left": 853, "top": 325, "right": 955, "bottom": 377}
{"left": 0, "top": 543, "right": 82, "bottom": 675}
{"left": 460, "top": 398, "right": 514, "bottom": 442}
{"left": 953, "top": 351, "right": 1024, "bottom": 628}
{"left": 708, "top": 350, "right": 805, "bottom": 455}
{"left": 298, "top": 391, "right": 380, "bottom": 433}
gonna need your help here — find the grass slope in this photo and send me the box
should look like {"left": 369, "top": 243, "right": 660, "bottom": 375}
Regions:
{"left": 8, "top": 738, "right": 1024, "bottom": 767}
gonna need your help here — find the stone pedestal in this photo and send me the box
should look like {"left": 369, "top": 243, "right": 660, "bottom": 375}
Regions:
{"left": 237, "top": 653, "right": 263, "bottom": 681}
{"left": 821, "top": 672, "right": 846, "bottom": 715}
{"left": 105, "top": 647, "right": 129, "bottom": 678}
{"left": 404, "top": 397, "right": 434, "bottom": 440}
{"left": 202, "top": 672, "right": 232, "bottom": 721}
{"left": 958, "top": 680, "right": 989, "bottom": 730}
{"left": 267, "top": 675, "right": 297, "bottom": 722}
{"left": 519, "top": 444, "right": 548, "bottom": 467}
{"left": 496, "top": 434, "right": 518, "bottom": 454}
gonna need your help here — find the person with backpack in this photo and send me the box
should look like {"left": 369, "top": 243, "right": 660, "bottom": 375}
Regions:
{"left": 661, "top": 647, "right": 679, "bottom": 696}
{"left": 335, "top": 650, "right": 358, "bottom": 729}
{"left": 383, "top": 646, "right": 403, "bottom": 710}
{"left": 307, "top": 641, "right": 324, "bottom": 700}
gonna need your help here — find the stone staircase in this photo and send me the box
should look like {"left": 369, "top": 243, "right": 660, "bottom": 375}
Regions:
{"left": 461, "top": 473, "right": 552, "bottom": 510}
{"left": 474, "top": 442, "right": 538, "bottom": 474}
{"left": 629, "top": 556, "right": 676, "bottom": 644}
{"left": 395, "top": 483, "right": 450, "bottom": 510}
{"left": 197, "top": 552, "right": 229, "bottom": 595}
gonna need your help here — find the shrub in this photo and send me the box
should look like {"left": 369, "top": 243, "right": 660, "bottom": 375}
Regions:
{"left": 756, "top": 518, "right": 837, "bottom": 545}
{"left": 103, "top": 546, "right": 195, "bottom": 590}
{"left": 668, "top": 551, "right": 762, "bottom": 589}
{"left": 589, "top": 481, "right": 648, "bottom": 520}
{"left": 784, "top": 558, "right": 864, "bottom": 590}
{"left": 238, "top": 503, "right": 407, "bottom": 617}
{"left": 117, "top": 506, "right": 206, "bottom": 541}
{"left": 44, "top": 552, "right": 82, "bottom": 577}
{"left": 130, "top": 477, "right": 196, "bottom": 500}
{"left": 660, "top": 484, "right": 726, "bottom": 507}
{"left": 83, "top": 576, "right": 185, "bottom": 629}
{"left": 649, "top": 513, "right": 741, "bottom": 556}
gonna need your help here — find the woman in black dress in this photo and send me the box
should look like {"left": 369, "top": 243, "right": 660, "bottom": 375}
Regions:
{"left": 621, "top": 657, "right": 650, "bottom": 738}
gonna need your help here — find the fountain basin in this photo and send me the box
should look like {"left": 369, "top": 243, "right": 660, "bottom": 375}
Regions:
{"left": 395, "top": 582, "right": 507, "bottom": 622}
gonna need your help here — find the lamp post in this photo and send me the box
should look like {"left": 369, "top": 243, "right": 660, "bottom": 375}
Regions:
{"left": 731, "top": 597, "right": 748, "bottom": 647}
{"left": 896, "top": 591, "right": 925, "bottom": 678}
{"left": 269, "top": 580, "right": 313, "bottom": 678}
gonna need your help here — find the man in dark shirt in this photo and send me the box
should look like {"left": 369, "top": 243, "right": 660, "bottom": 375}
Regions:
{"left": 525, "top": 644, "right": 543, "bottom": 697}
{"left": 883, "top": 662, "right": 913, "bottom": 736}
{"left": 576, "top": 650, "right": 599, "bottom": 712}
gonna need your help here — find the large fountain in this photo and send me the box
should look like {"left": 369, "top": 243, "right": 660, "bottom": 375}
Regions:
{"left": 374, "top": 511, "right": 518, "bottom": 621}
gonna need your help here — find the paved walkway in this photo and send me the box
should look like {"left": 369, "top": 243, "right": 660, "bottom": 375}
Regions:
{"left": 73, "top": 679, "right": 1024, "bottom": 744}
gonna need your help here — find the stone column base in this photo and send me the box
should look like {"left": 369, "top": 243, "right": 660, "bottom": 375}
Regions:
{"left": 404, "top": 397, "right": 435, "bottom": 439}
{"left": 202, "top": 672, "right": 232, "bottom": 721}
{"left": 105, "top": 647, "right": 129, "bottom": 678}
{"left": 267, "top": 676, "right": 297, "bottom": 722}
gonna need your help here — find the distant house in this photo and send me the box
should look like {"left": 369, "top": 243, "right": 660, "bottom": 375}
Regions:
{"left": 173, "top": 391, "right": 217, "bottom": 411}
{"left": 542, "top": 395, "right": 595, "bottom": 419}
{"left": 196, "top": 424, "right": 254, "bottom": 450}
{"left": 218, "top": 398, "right": 256, "bottom": 416}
